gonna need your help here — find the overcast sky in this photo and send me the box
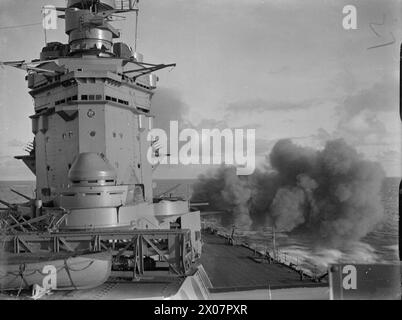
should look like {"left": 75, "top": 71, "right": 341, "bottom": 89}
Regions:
{"left": 0, "top": 0, "right": 401, "bottom": 180}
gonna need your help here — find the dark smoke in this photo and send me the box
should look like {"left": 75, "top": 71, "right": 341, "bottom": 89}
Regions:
{"left": 191, "top": 139, "right": 385, "bottom": 248}
{"left": 191, "top": 166, "right": 252, "bottom": 228}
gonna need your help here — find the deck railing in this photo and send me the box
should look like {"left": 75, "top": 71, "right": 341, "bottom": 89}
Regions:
{"left": 0, "top": 228, "right": 195, "bottom": 279}
{"left": 201, "top": 221, "right": 325, "bottom": 281}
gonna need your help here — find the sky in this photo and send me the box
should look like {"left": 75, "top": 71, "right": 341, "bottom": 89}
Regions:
{"left": 0, "top": 0, "right": 401, "bottom": 180}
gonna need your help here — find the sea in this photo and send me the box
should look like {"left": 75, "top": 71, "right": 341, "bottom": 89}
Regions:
{"left": 0, "top": 177, "right": 399, "bottom": 273}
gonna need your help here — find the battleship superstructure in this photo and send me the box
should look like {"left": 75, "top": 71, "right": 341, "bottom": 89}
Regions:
{"left": 19, "top": 0, "right": 195, "bottom": 232}
{"left": 0, "top": 0, "right": 207, "bottom": 297}
{"left": 9, "top": 0, "right": 202, "bottom": 235}
{"left": 0, "top": 0, "right": 328, "bottom": 300}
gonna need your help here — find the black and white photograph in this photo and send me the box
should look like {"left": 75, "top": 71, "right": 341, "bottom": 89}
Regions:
{"left": 0, "top": 0, "right": 400, "bottom": 303}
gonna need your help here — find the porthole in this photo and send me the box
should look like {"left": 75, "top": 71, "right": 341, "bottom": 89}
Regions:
{"left": 87, "top": 109, "right": 95, "bottom": 118}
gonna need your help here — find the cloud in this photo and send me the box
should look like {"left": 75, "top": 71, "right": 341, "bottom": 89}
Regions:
{"left": 192, "top": 118, "right": 229, "bottom": 130}
{"left": 267, "top": 65, "right": 290, "bottom": 75}
{"left": 191, "top": 118, "right": 261, "bottom": 131}
{"left": 7, "top": 139, "right": 26, "bottom": 148}
{"left": 151, "top": 87, "right": 190, "bottom": 131}
{"left": 376, "top": 150, "right": 400, "bottom": 161}
{"left": 0, "top": 156, "right": 34, "bottom": 180}
{"left": 332, "top": 74, "right": 398, "bottom": 147}
{"left": 329, "top": 69, "right": 358, "bottom": 95}
{"left": 225, "top": 98, "right": 316, "bottom": 114}
{"left": 0, "top": 0, "right": 15, "bottom": 10}
{"left": 375, "top": 150, "right": 401, "bottom": 174}
{"left": 337, "top": 109, "right": 388, "bottom": 145}
{"left": 340, "top": 75, "right": 398, "bottom": 116}
{"left": 311, "top": 128, "right": 333, "bottom": 144}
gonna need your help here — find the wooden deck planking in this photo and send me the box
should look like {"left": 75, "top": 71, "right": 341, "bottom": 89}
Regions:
{"left": 200, "top": 232, "right": 325, "bottom": 292}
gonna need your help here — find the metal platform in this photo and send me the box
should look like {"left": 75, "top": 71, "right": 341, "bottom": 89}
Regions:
{"left": 0, "top": 228, "right": 194, "bottom": 278}
{"left": 200, "top": 231, "right": 327, "bottom": 293}
{"left": 0, "top": 268, "right": 212, "bottom": 300}
{"left": 0, "top": 229, "right": 329, "bottom": 300}
{"left": 0, "top": 277, "right": 183, "bottom": 300}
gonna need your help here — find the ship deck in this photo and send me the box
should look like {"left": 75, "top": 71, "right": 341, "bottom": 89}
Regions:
{"left": 0, "top": 230, "right": 328, "bottom": 300}
{"left": 200, "top": 231, "right": 327, "bottom": 293}
{"left": 0, "top": 276, "right": 185, "bottom": 300}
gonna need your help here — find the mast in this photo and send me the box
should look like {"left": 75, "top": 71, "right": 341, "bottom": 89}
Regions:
{"left": 273, "top": 226, "right": 276, "bottom": 259}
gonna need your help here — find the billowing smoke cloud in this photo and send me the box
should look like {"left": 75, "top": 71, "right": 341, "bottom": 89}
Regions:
{"left": 191, "top": 139, "right": 385, "bottom": 248}
{"left": 191, "top": 166, "right": 252, "bottom": 228}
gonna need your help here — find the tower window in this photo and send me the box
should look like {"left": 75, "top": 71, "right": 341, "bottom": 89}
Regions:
{"left": 41, "top": 188, "right": 51, "bottom": 196}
